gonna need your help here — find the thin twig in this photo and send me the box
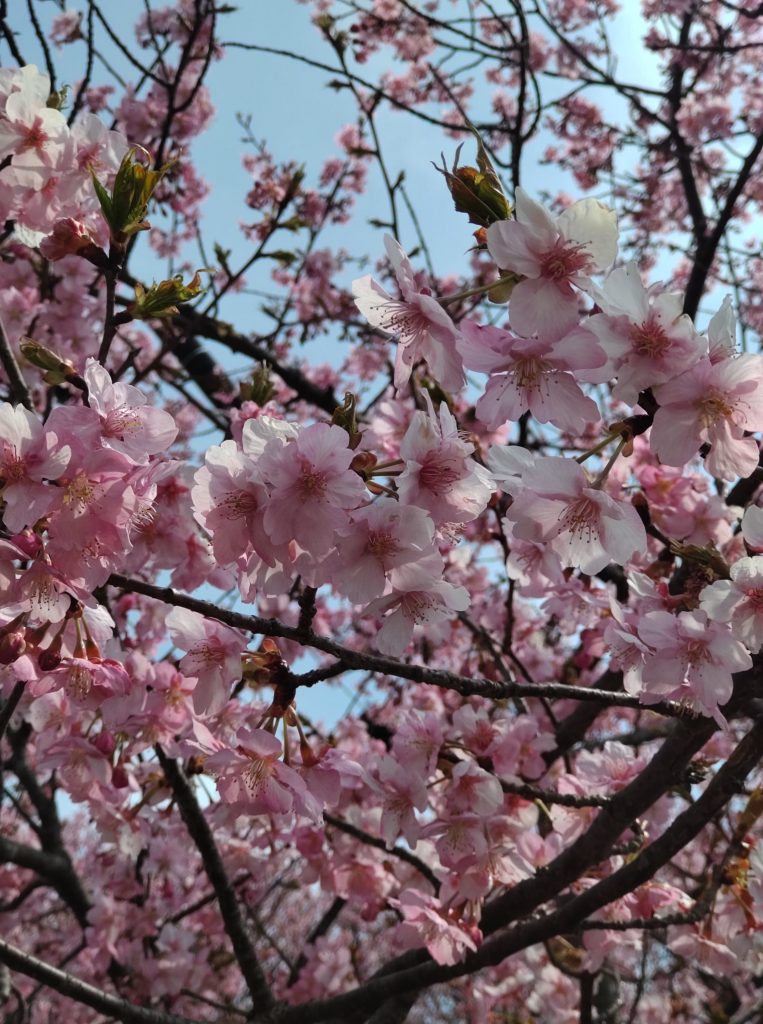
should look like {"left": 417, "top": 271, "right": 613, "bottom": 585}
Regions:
{"left": 0, "top": 317, "right": 32, "bottom": 408}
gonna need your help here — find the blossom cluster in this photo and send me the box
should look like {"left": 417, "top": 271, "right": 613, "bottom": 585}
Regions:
{"left": 3, "top": 3, "right": 763, "bottom": 1020}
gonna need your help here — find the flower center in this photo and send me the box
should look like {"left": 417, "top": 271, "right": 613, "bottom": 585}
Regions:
{"left": 698, "top": 388, "right": 736, "bottom": 428}
{"left": 367, "top": 529, "right": 400, "bottom": 559}
{"left": 513, "top": 356, "right": 551, "bottom": 391}
{"left": 104, "top": 407, "right": 142, "bottom": 440}
{"left": 242, "top": 754, "right": 271, "bottom": 795}
{"left": 220, "top": 490, "right": 259, "bottom": 519}
{"left": 1, "top": 443, "right": 26, "bottom": 482}
{"left": 419, "top": 455, "right": 461, "bottom": 494}
{"left": 403, "top": 592, "right": 438, "bottom": 623}
{"left": 630, "top": 317, "right": 670, "bottom": 358}
{"left": 190, "top": 640, "right": 225, "bottom": 667}
{"left": 297, "top": 460, "right": 327, "bottom": 500}
{"left": 538, "top": 239, "right": 591, "bottom": 282}
{"left": 20, "top": 119, "right": 48, "bottom": 154}
{"left": 684, "top": 639, "right": 709, "bottom": 668}
{"left": 64, "top": 472, "right": 96, "bottom": 509}
{"left": 559, "top": 495, "right": 600, "bottom": 540}
{"left": 745, "top": 587, "right": 763, "bottom": 610}
{"left": 376, "top": 300, "right": 429, "bottom": 344}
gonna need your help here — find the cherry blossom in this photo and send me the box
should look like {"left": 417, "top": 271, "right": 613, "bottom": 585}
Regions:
{"left": 397, "top": 397, "right": 494, "bottom": 527}
{"left": 366, "top": 552, "right": 469, "bottom": 655}
{"left": 636, "top": 609, "right": 752, "bottom": 721}
{"left": 0, "top": 402, "right": 70, "bottom": 532}
{"left": 486, "top": 187, "right": 618, "bottom": 338}
{"left": 458, "top": 318, "right": 602, "bottom": 432}
{"left": 3, "top": 8, "right": 763, "bottom": 1021}
{"left": 353, "top": 235, "right": 464, "bottom": 392}
{"left": 584, "top": 261, "right": 703, "bottom": 404}
{"left": 391, "top": 888, "right": 480, "bottom": 966}
{"left": 166, "top": 606, "right": 246, "bottom": 715}
{"left": 258, "top": 422, "right": 367, "bottom": 556}
{"left": 700, "top": 557, "right": 763, "bottom": 652}
{"left": 327, "top": 496, "right": 436, "bottom": 603}
{"left": 650, "top": 354, "right": 763, "bottom": 479}
{"left": 502, "top": 455, "right": 646, "bottom": 574}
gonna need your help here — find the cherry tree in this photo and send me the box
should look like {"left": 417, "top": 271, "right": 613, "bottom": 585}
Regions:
{"left": 2, "top": 2, "right": 763, "bottom": 1022}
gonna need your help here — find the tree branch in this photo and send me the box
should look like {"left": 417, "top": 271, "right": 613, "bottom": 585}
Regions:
{"left": 0, "top": 316, "right": 32, "bottom": 409}
{"left": 155, "top": 747, "right": 276, "bottom": 1015}
{"left": 108, "top": 575, "right": 681, "bottom": 713}
{"left": 0, "top": 937, "right": 195, "bottom": 1024}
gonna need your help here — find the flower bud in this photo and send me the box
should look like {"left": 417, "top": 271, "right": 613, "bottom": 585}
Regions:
{"left": 39, "top": 219, "right": 108, "bottom": 267}
{"left": 19, "top": 338, "right": 77, "bottom": 386}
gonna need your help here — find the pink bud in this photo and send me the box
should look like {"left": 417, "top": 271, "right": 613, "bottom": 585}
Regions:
{"left": 92, "top": 731, "right": 116, "bottom": 757}
{"left": 9, "top": 530, "right": 42, "bottom": 558}
{"left": 39, "top": 219, "right": 105, "bottom": 264}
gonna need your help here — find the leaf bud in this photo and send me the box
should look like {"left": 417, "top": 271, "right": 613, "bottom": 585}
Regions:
{"left": 127, "top": 271, "right": 205, "bottom": 320}
{"left": 91, "top": 147, "right": 176, "bottom": 245}
{"left": 434, "top": 127, "right": 512, "bottom": 229}
{"left": 240, "top": 362, "right": 277, "bottom": 406}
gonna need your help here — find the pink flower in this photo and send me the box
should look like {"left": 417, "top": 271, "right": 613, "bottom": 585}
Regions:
{"left": 372, "top": 754, "right": 429, "bottom": 845}
{"left": 39, "top": 218, "right": 98, "bottom": 261}
{"left": 700, "top": 556, "right": 763, "bottom": 652}
{"left": 458, "top": 318, "right": 601, "bottom": 431}
{"left": 486, "top": 187, "right": 618, "bottom": 338}
{"left": 392, "top": 712, "right": 445, "bottom": 777}
{"left": 84, "top": 359, "right": 178, "bottom": 463}
{"left": 192, "top": 441, "right": 273, "bottom": 566}
{"left": 0, "top": 402, "right": 70, "bottom": 532}
{"left": 259, "top": 423, "right": 366, "bottom": 556}
{"left": 446, "top": 760, "right": 504, "bottom": 817}
{"left": 585, "top": 262, "right": 702, "bottom": 404}
{"left": 504, "top": 456, "right": 646, "bottom": 574}
{"left": 707, "top": 295, "right": 737, "bottom": 364}
{"left": 166, "top": 607, "right": 246, "bottom": 716}
{"left": 636, "top": 609, "right": 752, "bottom": 722}
{"left": 398, "top": 398, "right": 493, "bottom": 527}
{"left": 390, "top": 889, "right": 480, "bottom": 966}
{"left": 46, "top": 448, "right": 136, "bottom": 587}
{"left": 651, "top": 354, "right": 763, "bottom": 479}
{"left": 206, "top": 727, "right": 312, "bottom": 816}
{"left": 365, "top": 552, "right": 469, "bottom": 655}
{"left": 327, "top": 496, "right": 436, "bottom": 603}
{"left": 742, "top": 506, "right": 763, "bottom": 549}
{"left": 0, "top": 83, "right": 67, "bottom": 166}
{"left": 353, "top": 235, "right": 464, "bottom": 392}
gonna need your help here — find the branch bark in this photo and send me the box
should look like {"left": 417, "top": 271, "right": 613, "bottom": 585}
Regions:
{"left": 155, "top": 747, "right": 276, "bottom": 1017}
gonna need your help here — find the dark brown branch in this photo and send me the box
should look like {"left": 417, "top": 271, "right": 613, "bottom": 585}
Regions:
{"left": 6, "top": 728, "right": 91, "bottom": 927}
{"left": 108, "top": 574, "right": 681, "bottom": 712}
{"left": 0, "top": 937, "right": 195, "bottom": 1024}
{"left": 324, "top": 813, "right": 440, "bottom": 892}
{"left": 174, "top": 306, "right": 338, "bottom": 415}
{"left": 273, "top": 711, "right": 763, "bottom": 1024}
{"left": 0, "top": 681, "right": 25, "bottom": 743}
{"left": 287, "top": 896, "right": 346, "bottom": 989}
{"left": 683, "top": 127, "right": 763, "bottom": 319}
{"left": 155, "top": 747, "right": 275, "bottom": 1014}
